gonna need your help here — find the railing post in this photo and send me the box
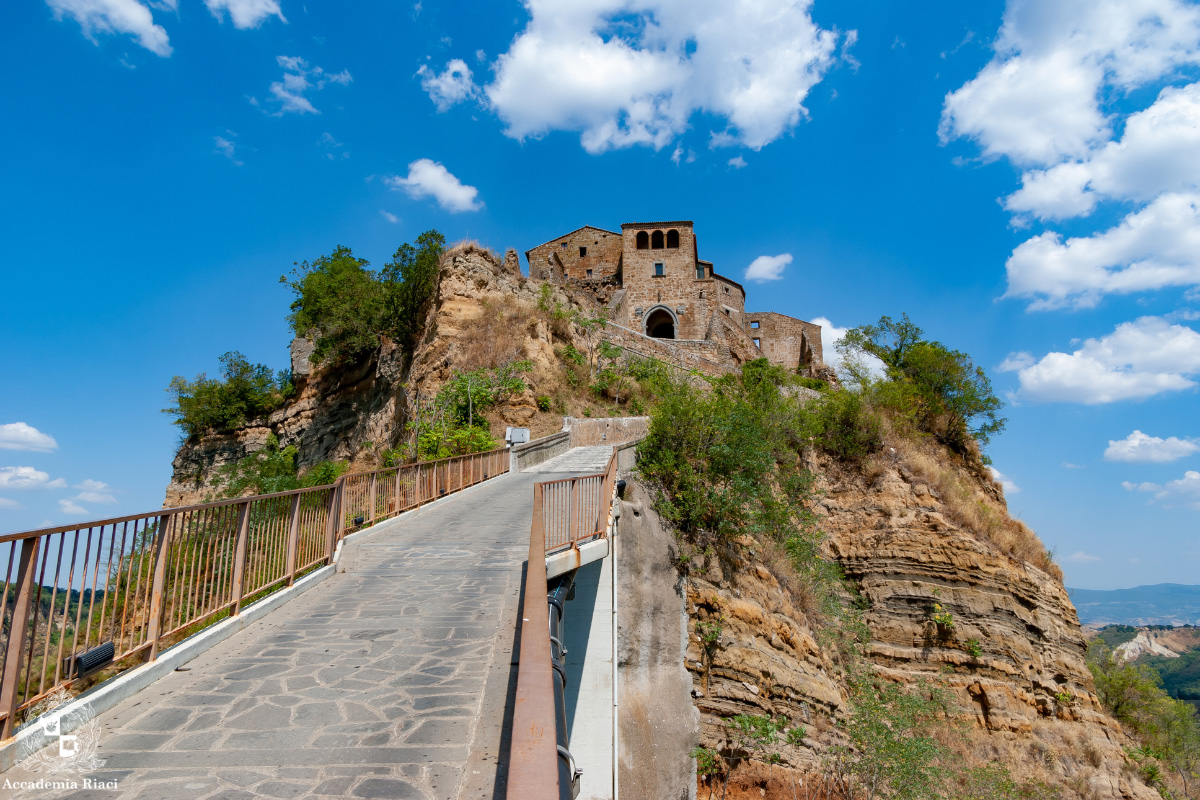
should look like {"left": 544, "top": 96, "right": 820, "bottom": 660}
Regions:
{"left": 394, "top": 467, "right": 402, "bottom": 511}
{"left": 325, "top": 484, "right": 340, "bottom": 563}
{"left": 231, "top": 501, "right": 251, "bottom": 615}
{"left": 570, "top": 479, "right": 582, "bottom": 547}
{"left": 145, "top": 513, "right": 173, "bottom": 661}
{"left": 416, "top": 464, "right": 423, "bottom": 507}
{"left": 285, "top": 493, "right": 301, "bottom": 586}
{"left": 0, "top": 535, "right": 41, "bottom": 739}
{"left": 367, "top": 474, "right": 378, "bottom": 524}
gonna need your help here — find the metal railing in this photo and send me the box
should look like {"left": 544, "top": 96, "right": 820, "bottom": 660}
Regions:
{"left": 0, "top": 445, "right": 510, "bottom": 740}
{"left": 508, "top": 446, "right": 620, "bottom": 799}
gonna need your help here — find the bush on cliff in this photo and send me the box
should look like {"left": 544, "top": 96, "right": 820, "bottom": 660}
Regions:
{"left": 210, "top": 434, "right": 348, "bottom": 498}
{"left": 164, "top": 351, "right": 292, "bottom": 438}
{"left": 282, "top": 231, "right": 445, "bottom": 365}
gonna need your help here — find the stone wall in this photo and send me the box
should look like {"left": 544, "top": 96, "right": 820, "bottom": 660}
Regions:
{"left": 526, "top": 225, "right": 622, "bottom": 282}
{"left": 564, "top": 416, "right": 650, "bottom": 447}
{"left": 744, "top": 311, "right": 823, "bottom": 372}
{"left": 601, "top": 322, "right": 731, "bottom": 376}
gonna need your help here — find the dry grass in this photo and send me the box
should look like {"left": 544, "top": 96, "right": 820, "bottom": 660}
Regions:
{"left": 443, "top": 238, "right": 504, "bottom": 267}
{"left": 887, "top": 432, "right": 1063, "bottom": 582}
{"left": 456, "top": 295, "right": 531, "bottom": 371}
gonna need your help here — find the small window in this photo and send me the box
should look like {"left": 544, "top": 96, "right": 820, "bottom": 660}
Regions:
{"left": 699, "top": 291, "right": 704, "bottom": 298}
{"left": 724, "top": 308, "right": 731, "bottom": 315}
{"left": 750, "top": 321, "right": 759, "bottom": 329}
{"left": 696, "top": 266, "right": 704, "bottom": 280}
{"left": 654, "top": 263, "right": 664, "bottom": 277}
{"left": 753, "top": 338, "right": 761, "bottom": 347}
{"left": 580, "top": 246, "right": 587, "bottom": 257}
{"left": 561, "top": 242, "right": 568, "bottom": 249}
{"left": 724, "top": 287, "right": 730, "bottom": 294}
{"left": 586, "top": 269, "right": 593, "bottom": 278}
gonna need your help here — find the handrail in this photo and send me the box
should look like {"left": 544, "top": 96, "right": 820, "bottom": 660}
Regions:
{"left": 0, "top": 444, "right": 511, "bottom": 740}
{"left": 508, "top": 446, "right": 620, "bottom": 799}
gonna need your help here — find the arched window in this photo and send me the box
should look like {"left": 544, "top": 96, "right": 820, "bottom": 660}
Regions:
{"left": 666, "top": 229, "right": 679, "bottom": 248}
{"left": 645, "top": 307, "right": 676, "bottom": 339}
{"left": 651, "top": 230, "right": 665, "bottom": 249}
{"left": 636, "top": 231, "right": 649, "bottom": 250}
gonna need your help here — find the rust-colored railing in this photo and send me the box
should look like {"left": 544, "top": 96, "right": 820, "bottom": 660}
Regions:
{"left": 340, "top": 447, "right": 510, "bottom": 535}
{"left": 0, "top": 445, "right": 510, "bottom": 740}
{"left": 508, "top": 446, "right": 619, "bottom": 798}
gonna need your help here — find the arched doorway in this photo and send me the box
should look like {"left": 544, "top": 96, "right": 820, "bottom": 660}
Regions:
{"left": 645, "top": 307, "right": 676, "bottom": 339}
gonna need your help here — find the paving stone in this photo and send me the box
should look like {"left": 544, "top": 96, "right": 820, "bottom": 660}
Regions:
{"left": 351, "top": 778, "right": 429, "bottom": 799}
{"left": 254, "top": 781, "right": 308, "bottom": 799}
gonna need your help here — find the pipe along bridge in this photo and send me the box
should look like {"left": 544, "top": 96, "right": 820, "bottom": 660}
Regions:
{"left": 0, "top": 428, "right": 641, "bottom": 800}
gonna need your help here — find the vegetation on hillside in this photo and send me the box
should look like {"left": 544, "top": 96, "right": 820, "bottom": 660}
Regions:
{"left": 164, "top": 351, "right": 293, "bottom": 438}
{"left": 209, "top": 434, "right": 348, "bottom": 499}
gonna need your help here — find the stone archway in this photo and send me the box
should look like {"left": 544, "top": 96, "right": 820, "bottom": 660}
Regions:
{"left": 645, "top": 306, "right": 677, "bottom": 339}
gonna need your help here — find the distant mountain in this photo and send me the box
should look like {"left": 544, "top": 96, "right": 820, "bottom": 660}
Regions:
{"left": 1068, "top": 584, "right": 1200, "bottom": 626}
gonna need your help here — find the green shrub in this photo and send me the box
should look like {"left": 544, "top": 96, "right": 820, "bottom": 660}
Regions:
{"left": 804, "top": 389, "right": 882, "bottom": 464}
{"left": 164, "top": 351, "right": 290, "bottom": 438}
{"left": 211, "top": 434, "right": 347, "bottom": 498}
{"left": 536, "top": 396, "right": 552, "bottom": 412}
{"left": 796, "top": 376, "right": 829, "bottom": 391}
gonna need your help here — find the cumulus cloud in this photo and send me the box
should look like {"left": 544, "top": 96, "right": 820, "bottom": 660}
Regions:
{"left": 259, "top": 55, "right": 352, "bottom": 115}
{"left": 58, "top": 498, "right": 89, "bottom": 515}
{"left": 1105, "top": 430, "right": 1200, "bottom": 462}
{"left": 728, "top": 155, "right": 747, "bottom": 169}
{"left": 0, "top": 467, "right": 67, "bottom": 490}
{"left": 71, "top": 479, "right": 117, "bottom": 505}
{"left": 380, "top": 210, "right": 399, "bottom": 224}
{"left": 1000, "top": 316, "right": 1200, "bottom": 403}
{"left": 1066, "top": 550, "right": 1102, "bottom": 563}
{"left": 744, "top": 253, "right": 792, "bottom": 283}
{"left": 0, "top": 422, "right": 58, "bottom": 452}
{"left": 483, "top": 0, "right": 845, "bottom": 154}
{"left": 417, "top": 59, "right": 479, "bottom": 111}
{"left": 0, "top": 497, "right": 19, "bottom": 510}
{"left": 941, "top": 0, "right": 1200, "bottom": 167}
{"left": 1004, "top": 193, "right": 1200, "bottom": 310}
{"left": 988, "top": 466, "right": 1021, "bottom": 495}
{"left": 205, "top": 0, "right": 285, "bottom": 29}
{"left": 1124, "top": 470, "right": 1200, "bottom": 510}
{"left": 47, "top": 0, "right": 174, "bottom": 57}
{"left": 385, "top": 159, "right": 482, "bottom": 213}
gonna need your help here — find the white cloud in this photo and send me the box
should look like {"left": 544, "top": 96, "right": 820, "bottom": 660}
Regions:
{"left": 260, "top": 55, "right": 352, "bottom": 115}
{"left": 0, "top": 497, "right": 19, "bottom": 510}
{"left": 1125, "top": 469, "right": 1200, "bottom": 510}
{"left": 1066, "top": 550, "right": 1101, "bottom": 563}
{"left": 728, "top": 155, "right": 747, "bottom": 169}
{"left": 380, "top": 210, "right": 399, "bottom": 224}
{"left": 1000, "top": 316, "right": 1200, "bottom": 403}
{"left": 385, "top": 159, "right": 482, "bottom": 213}
{"left": 0, "top": 423, "right": 58, "bottom": 452}
{"left": 483, "top": 0, "right": 844, "bottom": 154}
{"left": 1004, "top": 193, "right": 1200, "bottom": 310}
{"left": 1105, "top": 430, "right": 1200, "bottom": 463}
{"left": 69, "top": 479, "right": 117, "bottom": 505}
{"left": 47, "top": 0, "right": 173, "bottom": 57}
{"left": 58, "top": 498, "right": 89, "bottom": 515}
{"left": 1006, "top": 82, "right": 1200, "bottom": 220}
{"left": 988, "top": 466, "right": 1021, "bottom": 495}
{"left": 205, "top": 0, "right": 285, "bottom": 29}
{"left": 744, "top": 253, "right": 792, "bottom": 283}
{"left": 941, "top": 0, "right": 1200, "bottom": 167}
{"left": 0, "top": 467, "right": 67, "bottom": 490}
{"left": 417, "top": 59, "right": 479, "bottom": 111}
{"left": 1062, "top": 461, "right": 1085, "bottom": 469}
{"left": 811, "top": 316, "right": 886, "bottom": 381}
{"left": 214, "top": 135, "right": 243, "bottom": 166}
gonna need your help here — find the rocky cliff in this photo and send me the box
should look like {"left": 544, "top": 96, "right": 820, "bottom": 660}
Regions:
{"left": 634, "top": 437, "right": 1162, "bottom": 799}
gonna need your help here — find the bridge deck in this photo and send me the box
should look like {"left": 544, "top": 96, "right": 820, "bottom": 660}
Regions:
{"left": 8, "top": 449, "right": 612, "bottom": 800}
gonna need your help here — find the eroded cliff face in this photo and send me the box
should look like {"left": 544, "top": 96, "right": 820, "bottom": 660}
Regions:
{"left": 669, "top": 443, "right": 1160, "bottom": 799}
{"left": 164, "top": 244, "right": 597, "bottom": 507}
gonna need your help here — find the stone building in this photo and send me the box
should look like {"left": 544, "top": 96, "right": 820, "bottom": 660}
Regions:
{"left": 526, "top": 221, "right": 825, "bottom": 376}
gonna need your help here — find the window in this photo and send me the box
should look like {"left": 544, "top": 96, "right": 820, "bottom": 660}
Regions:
{"left": 696, "top": 266, "right": 704, "bottom": 280}
{"left": 750, "top": 321, "right": 759, "bottom": 329}
{"left": 724, "top": 287, "right": 730, "bottom": 294}
{"left": 586, "top": 269, "right": 593, "bottom": 278}
{"left": 636, "top": 231, "right": 649, "bottom": 249}
{"left": 667, "top": 229, "right": 680, "bottom": 248}
{"left": 654, "top": 263, "right": 664, "bottom": 277}
{"left": 561, "top": 242, "right": 568, "bottom": 249}
{"left": 579, "top": 246, "right": 587, "bottom": 257}
{"left": 753, "top": 338, "right": 761, "bottom": 347}
{"left": 651, "top": 230, "right": 665, "bottom": 249}
{"left": 698, "top": 291, "right": 704, "bottom": 298}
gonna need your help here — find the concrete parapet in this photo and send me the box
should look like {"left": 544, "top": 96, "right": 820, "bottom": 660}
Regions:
{"left": 564, "top": 416, "right": 650, "bottom": 448}
{"left": 511, "top": 430, "right": 572, "bottom": 472}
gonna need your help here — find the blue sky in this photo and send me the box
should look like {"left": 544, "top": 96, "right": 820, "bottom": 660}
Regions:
{"left": 2, "top": 0, "right": 1199, "bottom": 590}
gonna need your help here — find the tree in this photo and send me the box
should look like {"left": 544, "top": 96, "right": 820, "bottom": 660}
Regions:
{"left": 164, "top": 351, "right": 289, "bottom": 438}
{"left": 282, "top": 245, "right": 384, "bottom": 365}
{"left": 838, "top": 314, "right": 1006, "bottom": 451}
{"left": 381, "top": 229, "right": 445, "bottom": 352}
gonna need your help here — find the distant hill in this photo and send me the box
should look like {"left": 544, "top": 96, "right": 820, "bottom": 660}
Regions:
{"left": 1068, "top": 584, "right": 1200, "bottom": 626}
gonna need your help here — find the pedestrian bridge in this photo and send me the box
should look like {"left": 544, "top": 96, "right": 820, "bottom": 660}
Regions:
{"left": 0, "top": 421, "right": 646, "bottom": 800}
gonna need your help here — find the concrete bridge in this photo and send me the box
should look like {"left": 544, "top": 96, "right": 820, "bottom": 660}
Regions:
{"left": 1, "top": 425, "right": 646, "bottom": 800}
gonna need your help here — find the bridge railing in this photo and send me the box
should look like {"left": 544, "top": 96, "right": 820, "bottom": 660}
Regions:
{"left": 509, "top": 446, "right": 620, "bottom": 799}
{"left": 0, "top": 445, "right": 510, "bottom": 740}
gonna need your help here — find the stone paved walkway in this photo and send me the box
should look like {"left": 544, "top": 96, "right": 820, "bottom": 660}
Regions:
{"left": 7, "top": 468, "right": 556, "bottom": 800}
{"left": 525, "top": 447, "right": 613, "bottom": 474}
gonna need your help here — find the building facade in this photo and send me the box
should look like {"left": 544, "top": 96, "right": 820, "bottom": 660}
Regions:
{"left": 526, "top": 221, "right": 824, "bottom": 375}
